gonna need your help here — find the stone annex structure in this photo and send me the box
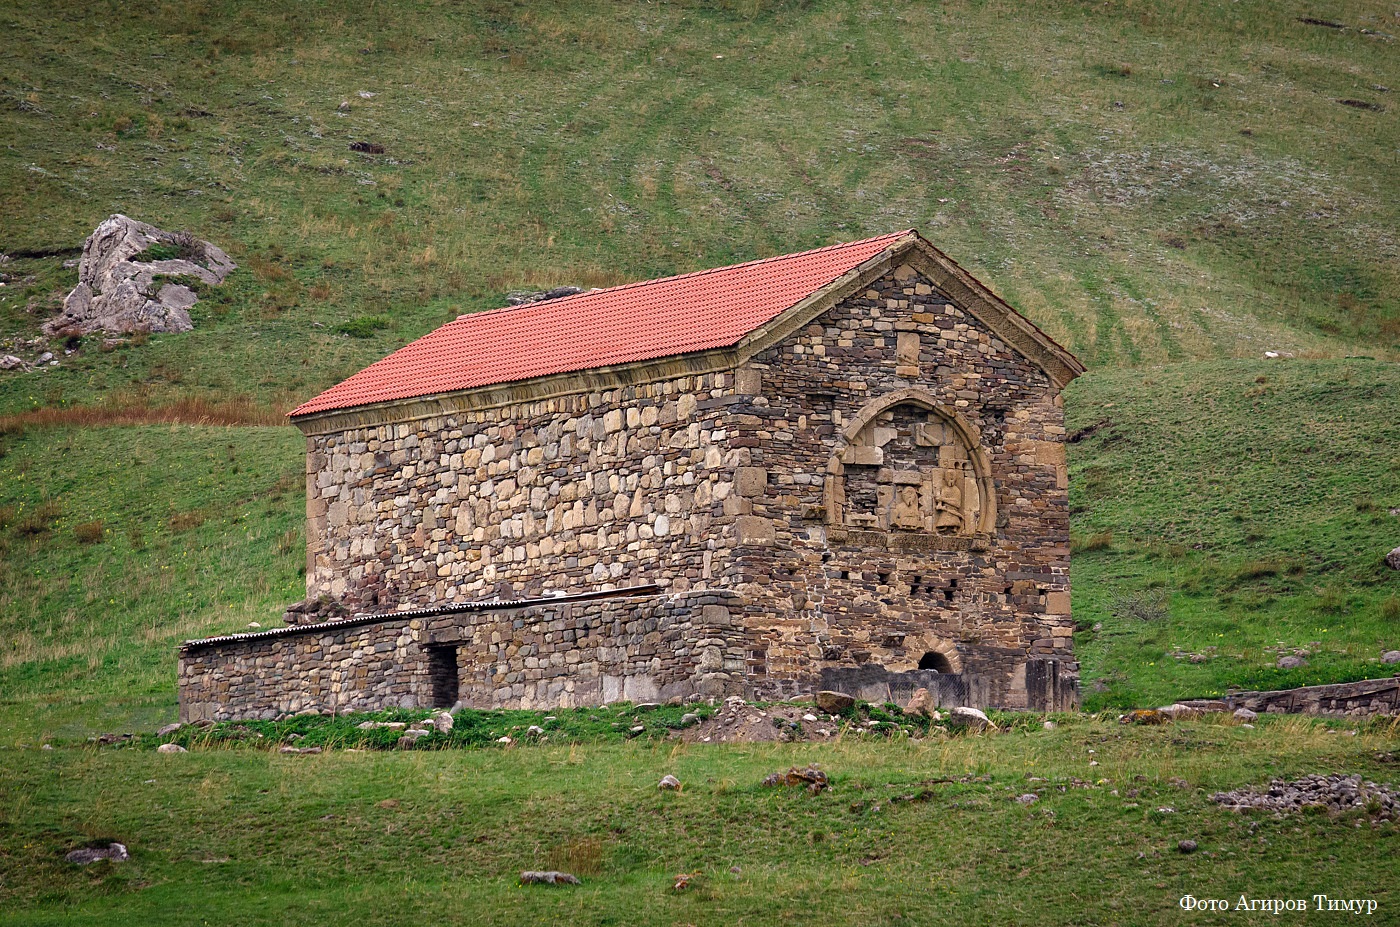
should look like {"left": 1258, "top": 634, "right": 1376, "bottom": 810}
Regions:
{"left": 178, "top": 230, "right": 1085, "bottom": 721}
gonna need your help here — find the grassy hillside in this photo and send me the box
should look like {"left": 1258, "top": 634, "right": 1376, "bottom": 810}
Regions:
{"left": 0, "top": 0, "right": 1396, "bottom": 733}
{"left": 1, "top": 0, "right": 1397, "bottom": 421}
{"left": 0, "top": 426, "right": 303, "bottom": 741}
{"left": 1066, "top": 359, "right": 1400, "bottom": 709}
{"left": 2, "top": 718, "right": 1397, "bottom": 925}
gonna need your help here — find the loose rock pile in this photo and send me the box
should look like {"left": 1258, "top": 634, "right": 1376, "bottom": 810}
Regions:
{"left": 505, "top": 286, "right": 583, "bottom": 306}
{"left": 1212, "top": 775, "right": 1399, "bottom": 823}
{"left": 762, "top": 765, "right": 829, "bottom": 794}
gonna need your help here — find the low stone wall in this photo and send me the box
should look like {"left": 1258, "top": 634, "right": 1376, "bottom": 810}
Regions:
{"left": 178, "top": 590, "right": 747, "bottom": 722}
{"left": 1225, "top": 677, "right": 1400, "bottom": 718}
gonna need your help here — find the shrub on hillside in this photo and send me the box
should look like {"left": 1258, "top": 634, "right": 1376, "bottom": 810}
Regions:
{"left": 73, "top": 520, "right": 103, "bottom": 545}
{"left": 1109, "top": 588, "right": 1169, "bottom": 622}
{"left": 335, "top": 315, "right": 391, "bottom": 338}
{"left": 15, "top": 500, "right": 61, "bottom": 536}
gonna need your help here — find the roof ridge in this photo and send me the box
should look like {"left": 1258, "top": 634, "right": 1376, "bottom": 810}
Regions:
{"left": 455, "top": 229, "right": 914, "bottom": 322}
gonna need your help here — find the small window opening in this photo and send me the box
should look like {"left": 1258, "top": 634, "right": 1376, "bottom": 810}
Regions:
{"left": 944, "top": 578, "right": 957, "bottom": 603}
{"left": 919, "top": 651, "right": 954, "bottom": 673}
{"left": 428, "top": 645, "right": 460, "bottom": 709}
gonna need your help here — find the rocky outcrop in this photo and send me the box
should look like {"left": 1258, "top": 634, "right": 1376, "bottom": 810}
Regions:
{"left": 50, "top": 215, "right": 235, "bottom": 335}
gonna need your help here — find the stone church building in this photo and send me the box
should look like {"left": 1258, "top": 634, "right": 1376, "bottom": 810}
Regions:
{"left": 178, "top": 230, "right": 1085, "bottom": 721}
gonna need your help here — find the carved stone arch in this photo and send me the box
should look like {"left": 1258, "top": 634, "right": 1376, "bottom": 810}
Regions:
{"left": 883, "top": 633, "right": 963, "bottom": 674}
{"left": 825, "top": 388, "right": 997, "bottom": 536}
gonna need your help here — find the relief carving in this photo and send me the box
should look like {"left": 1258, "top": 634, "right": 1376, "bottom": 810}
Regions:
{"left": 827, "top": 397, "right": 991, "bottom": 536}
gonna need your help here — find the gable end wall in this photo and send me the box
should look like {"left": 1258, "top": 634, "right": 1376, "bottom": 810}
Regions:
{"left": 721, "top": 264, "right": 1075, "bottom": 707}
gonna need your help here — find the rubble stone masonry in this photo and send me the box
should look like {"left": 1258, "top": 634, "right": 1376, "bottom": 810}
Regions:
{"left": 181, "top": 256, "right": 1079, "bottom": 718}
{"left": 179, "top": 590, "right": 746, "bottom": 722}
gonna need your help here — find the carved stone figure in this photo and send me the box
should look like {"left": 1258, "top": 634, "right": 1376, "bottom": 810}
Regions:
{"left": 892, "top": 485, "right": 923, "bottom": 530}
{"left": 934, "top": 468, "right": 964, "bottom": 534}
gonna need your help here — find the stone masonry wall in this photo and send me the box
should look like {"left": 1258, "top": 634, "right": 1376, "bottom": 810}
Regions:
{"left": 304, "top": 373, "right": 747, "bottom": 611}
{"left": 179, "top": 591, "right": 746, "bottom": 722}
{"left": 292, "top": 260, "right": 1078, "bottom": 711}
{"left": 717, "top": 263, "right": 1075, "bottom": 707}
{"left": 1226, "top": 678, "right": 1400, "bottom": 718}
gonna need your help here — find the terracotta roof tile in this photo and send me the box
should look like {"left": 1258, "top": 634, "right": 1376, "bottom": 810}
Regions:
{"left": 291, "top": 230, "right": 913, "bottom": 417}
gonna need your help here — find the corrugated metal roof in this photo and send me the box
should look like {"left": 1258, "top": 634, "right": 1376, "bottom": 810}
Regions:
{"left": 290, "top": 231, "right": 913, "bottom": 417}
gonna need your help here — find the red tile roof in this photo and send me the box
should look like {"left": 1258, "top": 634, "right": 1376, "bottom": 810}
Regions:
{"left": 291, "top": 230, "right": 913, "bottom": 418}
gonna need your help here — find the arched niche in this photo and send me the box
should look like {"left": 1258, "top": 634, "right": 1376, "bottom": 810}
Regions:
{"left": 825, "top": 388, "right": 996, "bottom": 537}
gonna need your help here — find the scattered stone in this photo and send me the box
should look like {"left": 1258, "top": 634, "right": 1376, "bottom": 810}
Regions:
{"left": 279, "top": 745, "right": 322, "bottom": 755}
{"left": 1043, "top": 721, "right": 1057, "bottom": 731}
{"left": 904, "top": 687, "right": 935, "bottom": 717}
{"left": 762, "top": 765, "right": 829, "bottom": 794}
{"left": 525, "top": 725, "right": 545, "bottom": 737}
{"left": 658, "top": 774, "right": 681, "bottom": 791}
{"left": 247, "top": 622, "right": 261, "bottom": 629}
{"left": 50, "top": 215, "right": 235, "bottom": 336}
{"left": 680, "top": 712, "right": 700, "bottom": 726}
{"left": 156, "top": 722, "right": 183, "bottom": 737}
{"left": 1233, "top": 707, "right": 1258, "bottom": 722}
{"left": 357, "top": 721, "right": 407, "bottom": 730}
{"left": 1385, "top": 547, "right": 1400, "bottom": 571}
{"left": 66, "top": 843, "right": 129, "bottom": 865}
{"left": 349, "top": 141, "right": 385, "bottom": 154}
{"left": 802, "top": 713, "right": 819, "bottom": 723}
{"left": 283, "top": 595, "right": 350, "bottom": 627}
{"left": 1016, "top": 793, "right": 1039, "bottom": 804}
{"left": 0, "top": 354, "right": 25, "bottom": 370}
{"left": 496, "top": 735, "right": 513, "bottom": 745}
{"left": 1177, "top": 840, "right": 1198, "bottom": 853}
{"left": 1277, "top": 655, "right": 1308, "bottom": 669}
{"left": 396, "top": 733, "right": 425, "bottom": 749}
{"left": 37, "top": 351, "right": 53, "bottom": 364}
{"left": 520, "top": 870, "right": 580, "bottom": 886}
{"left": 41, "top": 743, "right": 53, "bottom": 750}
{"left": 505, "top": 286, "right": 583, "bottom": 306}
{"left": 432, "top": 711, "right": 455, "bottom": 734}
{"left": 815, "top": 691, "right": 856, "bottom": 713}
{"left": 1120, "top": 709, "right": 1169, "bottom": 725}
{"left": 156, "top": 743, "right": 186, "bottom": 754}
{"left": 947, "top": 706, "right": 993, "bottom": 732}
{"left": 1158, "top": 704, "right": 1204, "bottom": 720}
{"left": 629, "top": 725, "right": 646, "bottom": 735}
{"left": 1212, "top": 774, "right": 1399, "bottom": 822}
{"left": 1382, "top": 651, "right": 1400, "bottom": 665}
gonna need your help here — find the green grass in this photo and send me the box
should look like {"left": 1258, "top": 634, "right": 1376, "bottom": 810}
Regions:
{"left": 0, "top": 425, "right": 304, "bottom": 742}
{"left": 1066, "top": 359, "right": 1400, "bottom": 709}
{"left": 1, "top": 0, "right": 1398, "bottom": 425}
{"left": 1, "top": 2, "right": 1399, "bottom": 920}
{"left": 1, "top": 714, "right": 1396, "bottom": 925}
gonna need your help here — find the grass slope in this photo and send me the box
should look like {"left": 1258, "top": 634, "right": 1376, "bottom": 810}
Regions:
{"left": 1067, "top": 359, "right": 1400, "bottom": 708}
{"left": 1, "top": 716, "right": 1396, "bottom": 925}
{"left": 1, "top": 0, "right": 1397, "bottom": 425}
{"left": 0, "top": 426, "right": 304, "bottom": 742}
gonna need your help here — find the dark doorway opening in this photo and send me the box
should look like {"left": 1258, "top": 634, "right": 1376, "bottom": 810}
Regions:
{"left": 918, "top": 651, "right": 953, "bottom": 673}
{"left": 427, "top": 645, "right": 460, "bottom": 708}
